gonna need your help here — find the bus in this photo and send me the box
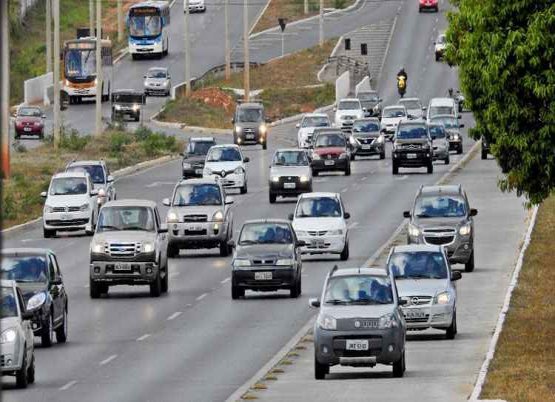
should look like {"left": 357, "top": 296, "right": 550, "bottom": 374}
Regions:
{"left": 128, "top": 1, "right": 171, "bottom": 60}
{"left": 62, "top": 38, "right": 113, "bottom": 104}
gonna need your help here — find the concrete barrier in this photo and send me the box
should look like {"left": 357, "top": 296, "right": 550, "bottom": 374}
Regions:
{"left": 335, "top": 71, "right": 350, "bottom": 103}
{"left": 24, "top": 72, "right": 53, "bottom": 106}
{"left": 355, "top": 75, "right": 372, "bottom": 95}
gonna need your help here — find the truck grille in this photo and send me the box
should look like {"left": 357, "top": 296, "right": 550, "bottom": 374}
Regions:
{"left": 243, "top": 128, "right": 255, "bottom": 134}
{"left": 423, "top": 229, "right": 456, "bottom": 246}
{"left": 106, "top": 242, "right": 141, "bottom": 257}
{"left": 401, "top": 143, "right": 422, "bottom": 150}
{"left": 405, "top": 315, "right": 429, "bottom": 323}
{"left": 183, "top": 214, "right": 208, "bottom": 222}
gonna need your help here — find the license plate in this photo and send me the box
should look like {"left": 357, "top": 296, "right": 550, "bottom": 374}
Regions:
{"left": 404, "top": 309, "right": 427, "bottom": 319}
{"left": 407, "top": 153, "right": 417, "bottom": 159}
{"left": 362, "top": 144, "right": 371, "bottom": 149}
{"left": 246, "top": 134, "right": 254, "bottom": 139}
{"left": 324, "top": 160, "right": 335, "bottom": 166}
{"left": 24, "top": 127, "right": 32, "bottom": 132}
{"left": 61, "top": 214, "right": 71, "bottom": 221}
{"left": 188, "top": 224, "right": 203, "bottom": 231}
{"left": 284, "top": 182, "right": 296, "bottom": 189}
{"left": 346, "top": 340, "right": 369, "bottom": 351}
{"left": 311, "top": 239, "right": 326, "bottom": 248}
{"left": 195, "top": 169, "right": 203, "bottom": 175}
{"left": 254, "top": 272, "right": 272, "bottom": 280}
{"left": 114, "top": 263, "right": 131, "bottom": 271}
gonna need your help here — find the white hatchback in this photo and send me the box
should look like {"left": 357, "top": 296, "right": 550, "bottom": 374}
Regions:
{"left": 203, "top": 144, "right": 250, "bottom": 194}
{"left": 296, "top": 113, "right": 331, "bottom": 149}
{"left": 381, "top": 105, "right": 408, "bottom": 137}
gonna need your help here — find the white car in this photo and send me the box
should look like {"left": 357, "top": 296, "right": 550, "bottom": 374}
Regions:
{"left": 399, "top": 98, "right": 425, "bottom": 120}
{"left": 426, "top": 97, "right": 459, "bottom": 121}
{"left": 334, "top": 99, "right": 364, "bottom": 131}
{"left": 296, "top": 113, "right": 331, "bottom": 149}
{"left": 185, "top": 0, "right": 206, "bottom": 12}
{"left": 381, "top": 105, "right": 408, "bottom": 138}
{"left": 290, "top": 192, "right": 350, "bottom": 260}
{"left": 203, "top": 144, "right": 249, "bottom": 194}
{"left": 65, "top": 159, "right": 116, "bottom": 206}
{"left": 434, "top": 33, "right": 447, "bottom": 61}
{"left": 41, "top": 171, "right": 99, "bottom": 238}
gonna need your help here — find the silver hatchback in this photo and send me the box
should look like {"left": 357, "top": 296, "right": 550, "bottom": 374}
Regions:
{"left": 144, "top": 67, "right": 171, "bottom": 96}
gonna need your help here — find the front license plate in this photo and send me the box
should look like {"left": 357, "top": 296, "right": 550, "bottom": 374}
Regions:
{"left": 24, "top": 127, "right": 32, "bottom": 132}
{"left": 407, "top": 153, "right": 417, "bottom": 159}
{"left": 284, "top": 182, "right": 296, "bottom": 189}
{"left": 188, "top": 224, "right": 203, "bottom": 231}
{"left": 311, "top": 239, "right": 326, "bottom": 248}
{"left": 61, "top": 213, "right": 72, "bottom": 221}
{"left": 254, "top": 272, "right": 272, "bottom": 280}
{"left": 404, "top": 309, "right": 427, "bottom": 319}
{"left": 324, "top": 160, "right": 335, "bottom": 166}
{"left": 246, "top": 134, "right": 255, "bottom": 139}
{"left": 114, "top": 263, "right": 131, "bottom": 271}
{"left": 362, "top": 144, "right": 371, "bottom": 149}
{"left": 195, "top": 169, "right": 203, "bottom": 175}
{"left": 346, "top": 340, "right": 369, "bottom": 351}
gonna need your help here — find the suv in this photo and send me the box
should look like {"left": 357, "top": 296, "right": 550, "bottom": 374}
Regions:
{"left": 310, "top": 131, "right": 352, "bottom": 176}
{"left": 426, "top": 97, "right": 459, "bottom": 121}
{"left": 143, "top": 67, "right": 171, "bottom": 96}
{"left": 229, "top": 220, "right": 304, "bottom": 299}
{"left": 0, "top": 280, "right": 35, "bottom": 388}
{"left": 111, "top": 90, "right": 145, "bottom": 122}
{"left": 1, "top": 248, "right": 68, "bottom": 347}
{"left": 181, "top": 137, "right": 217, "bottom": 179}
{"left": 387, "top": 245, "right": 461, "bottom": 339}
{"left": 429, "top": 114, "right": 464, "bottom": 154}
{"left": 399, "top": 97, "right": 424, "bottom": 120}
{"left": 334, "top": 98, "right": 364, "bottom": 133}
{"left": 356, "top": 90, "right": 382, "bottom": 117}
{"left": 309, "top": 266, "right": 407, "bottom": 379}
{"left": 41, "top": 171, "right": 99, "bottom": 238}
{"left": 392, "top": 121, "right": 434, "bottom": 174}
{"left": 66, "top": 159, "right": 116, "bottom": 205}
{"left": 203, "top": 144, "right": 249, "bottom": 194}
{"left": 269, "top": 149, "right": 313, "bottom": 203}
{"left": 232, "top": 102, "right": 269, "bottom": 149}
{"left": 89, "top": 200, "right": 169, "bottom": 298}
{"left": 351, "top": 118, "right": 386, "bottom": 159}
{"left": 296, "top": 113, "right": 331, "bottom": 149}
{"left": 163, "top": 178, "right": 235, "bottom": 257}
{"left": 403, "top": 185, "right": 478, "bottom": 272}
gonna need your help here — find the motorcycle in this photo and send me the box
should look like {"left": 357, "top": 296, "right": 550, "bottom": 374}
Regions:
{"left": 397, "top": 76, "right": 406, "bottom": 98}
{"left": 448, "top": 88, "right": 465, "bottom": 112}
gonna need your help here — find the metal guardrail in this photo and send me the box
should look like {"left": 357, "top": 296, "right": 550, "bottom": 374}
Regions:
{"left": 327, "top": 56, "right": 369, "bottom": 76}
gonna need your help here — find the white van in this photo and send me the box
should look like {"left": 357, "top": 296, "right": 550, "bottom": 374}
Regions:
{"left": 426, "top": 98, "right": 459, "bottom": 121}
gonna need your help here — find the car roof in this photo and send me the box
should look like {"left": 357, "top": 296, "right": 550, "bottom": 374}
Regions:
{"left": 399, "top": 97, "right": 421, "bottom": 103}
{"left": 18, "top": 105, "right": 41, "bottom": 110}
{"left": 339, "top": 98, "right": 360, "bottom": 102}
{"left": 189, "top": 137, "right": 215, "bottom": 142}
{"left": 354, "top": 118, "right": 380, "bottom": 123}
{"left": 147, "top": 66, "right": 168, "bottom": 71}
{"left": 331, "top": 267, "right": 388, "bottom": 277}
{"left": 419, "top": 185, "right": 463, "bottom": 196}
{"left": 399, "top": 120, "right": 426, "bottom": 127}
{"left": 429, "top": 97, "right": 456, "bottom": 106}
{"left": 242, "top": 219, "right": 292, "bottom": 226}
{"left": 302, "top": 113, "right": 328, "bottom": 118}
{"left": 383, "top": 104, "right": 406, "bottom": 110}
{"left": 299, "top": 192, "right": 339, "bottom": 199}
{"left": 177, "top": 177, "right": 220, "bottom": 186}
{"left": 274, "top": 148, "right": 307, "bottom": 153}
{"left": 52, "top": 171, "right": 89, "bottom": 179}
{"left": 238, "top": 102, "right": 263, "bottom": 109}
{"left": 1, "top": 247, "right": 51, "bottom": 257}
{"left": 112, "top": 89, "right": 144, "bottom": 95}
{"left": 357, "top": 89, "right": 377, "bottom": 94}
{"left": 102, "top": 199, "right": 158, "bottom": 208}
{"left": 67, "top": 160, "right": 104, "bottom": 167}
{"left": 430, "top": 114, "right": 457, "bottom": 120}
{"left": 392, "top": 244, "right": 443, "bottom": 253}
{"left": 210, "top": 143, "right": 240, "bottom": 149}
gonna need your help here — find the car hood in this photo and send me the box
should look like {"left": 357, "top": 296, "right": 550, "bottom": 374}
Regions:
{"left": 394, "top": 138, "right": 430, "bottom": 146}
{"left": 381, "top": 116, "right": 405, "bottom": 125}
{"left": 353, "top": 131, "right": 380, "bottom": 139}
{"left": 396, "top": 278, "right": 450, "bottom": 298}
{"left": 412, "top": 216, "right": 467, "bottom": 229}
{"left": 170, "top": 205, "right": 222, "bottom": 217}
{"left": 93, "top": 231, "right": 157, "bottom": 244}
{"left": 45, "top": 194, "right": 91, "bottom": 207}
{"left": 237, "top": 121, "right": 263, "bottom": 128}
{"left": 336, "top": 110, "right": 362, "bottom": 118}
{"left": 322, "top": 304, "right": 395, "bottom": 319}
{"left": 16, "top": 116, "right": 41, "bottom": 124}
{"left": 205, "top": 161, "right": 243, "bottom": 171}
{"left": 0, "top": 317, "right": 22, "bottom": 331}
{"left": 270, "top": 165, "right": 310, "bottom": 177}
{"left": 183, "top": 155, "right": 206, "bottom": 164}
{"left": 360, "top": 100, "right": 379, "bottom": 109}
{"left": 313, "top": 147, "right": 346, "bottom": 156}
{"left": 406, "top": 108, "right": 423, "bottom": 118}
{"left": 235, "top": 244, "right": 294, "bottom": 260}
{"left": 293, "top": 217, "right": 345, "bottom": 231}
{"left": 16, "top": 282, "right": 48, "bottom": 304}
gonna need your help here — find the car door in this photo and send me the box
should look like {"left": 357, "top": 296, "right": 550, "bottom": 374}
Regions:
{"left": 154, "top": 207, "right": 168, "bottom": 267}
{"left": 47, "top": 254, "right": 62, "bottom": 325}
{"left": 51, "top": 253, "right": 67, "bottom": 322}
{"left": 16, "top": 288, "right": 34, "bottom": 361}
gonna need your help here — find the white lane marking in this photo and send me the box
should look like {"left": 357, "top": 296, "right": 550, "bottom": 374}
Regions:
{"left": 83, "top": 284, "right": 90, "bottom": 289}
{"left": 196, "top": 293, "right": 208, "bottom": 301}
{"left": 136, "top": 334, "right": 151, "bottom": 342}
{"left": 221, "top": 277, "right": 231, "bottom": 284}
{"left": 348, "top": 222, "right": 359, "bottom": 230}
{"left": 360, "top": 176, "right": 368, "bottom": 181}
{"left": 99, "top": 354, "right": 118, "bottom": 366}
{"left": 313, "top": 178, "right": 329, "bottom": 183}
{"left": 341, "top": 187, "right": 348, "bottom": 193}
{"left": 59, "top": 380, "right": 77, "bottom": 391}
{"left": 395, "top": 175, "right": 408, "bottom": 180}
{"left": 167, "top": 312, "right": 182, "bottom": 321}
{"left": 169, "top": 272, "right": 180, "bottom": 278}
{"left": 21, "top": 238, "right": 34, "bottom": 243}
{"left": 185, "top": 303, "right": 193, "bottom": 308}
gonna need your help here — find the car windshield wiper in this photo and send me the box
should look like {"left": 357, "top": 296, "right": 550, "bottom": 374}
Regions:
{"left": 416, "top": 213, "right": 433, "bottom": 218}
{"left": 325, "top": 299, "right": 349, "bottom": 305}
{"left": 239, "top": 240, "right": 259, "bottom": 245}
{"left": 98, "top": 225, "right": 120, "bottom": 231}
{"left": 407, "top": 274, "right": 434, "bottom": 279}
{"left": 122, "top": 226, "right": 147, "bottom": 231}
{"left": 351, "top": 299, "right": 379, "bottom": 305}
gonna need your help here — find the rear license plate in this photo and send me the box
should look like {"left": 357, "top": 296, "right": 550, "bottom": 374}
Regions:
{"left": 188, "top": 224, "right": 203, "bottom": 231}
{"left": 254, "top": 272, "right": 272, "bottom": 280}
{"left": 284, "top": 182, "right": 296, "bottom": 189}
{"left": 324, "top": 160, "right": 335, "bottom": 166}
{"left": 404, "top": 309, "right": 426, "bottom": 319}
{"left": 246, "top": 134, "right": 254, "bottom": 139}
{"left": 114, "top": 263, "right": 131, "bottom": 271}
{"left": 407, "top": 153, "right": 417, "bottom": 159}
{"left": 362, "top": 144, "right": 371, "bottom": 149}
{"left": 346, "top": 340, "right": 369, "bottom": 351}
{"left": 24, "top": 127, "right": 32, "bottom": 132}
{"left": 195, "top": 169, "right": 203, "bottom": 175}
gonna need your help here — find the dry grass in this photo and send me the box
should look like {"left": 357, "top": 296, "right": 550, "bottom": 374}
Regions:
{"left": 480, "top": 195, "right": 555, "bottom": 402}
{"left": 158, "top": 97, "right": 235, "bottom": 129}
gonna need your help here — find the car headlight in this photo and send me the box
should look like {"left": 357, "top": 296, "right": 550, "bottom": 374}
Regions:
{"left": 34, "top": 121, "right": 42, "bottom": 127}
{"left": 299, "top": 175, "right": 309, "bottom": 183}
{"left": 182, "top": 162, "right": 191, "bottom": 169}
{"left": 167, "top": 211, "right": 179, "bottom": 223}
{"left": 80, "top": 203, "right": 90, "bottom": 211}
{"left": 435, "top": 291, "right": 451, "bottom": 305}
{"left": 94, "top": 78, "right": 98, "bottom": 86}
{"left": 259, "top": 124, "right": 267, "bottom": 135}
{"left": 459, "top": 223, "right": 471, "bottom": 236}
{"left": 212, "top": 210, "right": 224, "bottom": 222}
{"left": 162, "top": 81, "right": 169, "bottom": 87}
{"left": 234, "top": 166, "right": 245, "bottom": 175}
{"left": 132, "top": 104, "right": 140, "bottom": 112}
{"left": 328, "top": 229, "right": 343, "bottom": 235}
{"left": 408, "top": 224, "right": 420, "bottom": 237}
{"left": 312, "top": 153, "right": 321, "bottom": 160}
{"left": 0, "top": 329, "right": 17, "bottom": 344}
{"left": 379, "top": 313, "right": 398, "bottom": 329}
{"left": 91, "top": 241, "right": 105, "bottom": 254}
{"left": 65, "top": 79, "right": 70, "bottom": 87}
{"left": 114, "top": 105, "right": 122, "bottom": 110}
{"left": 339, "top": 153, "right": 348, "bottom": 159}
{"left": 203, "top": 167, "right": 213, "bottom": 176}
{"left": 349, "top": 136, "right": 357, "bottom": 145}
{"left": 295, "top": 230, "right": 308, "bottom": 236}
{"left": 276, "top": 258, "right": 294, "bottom": 266}
{"left": 318, "top": 314, "right": 337, "bottom": 330}
{"left": 144, "top": 80, "right": 148, "bottom": 87}
{"left": 233, "top": 259, "right": 251, "bottom": 267}
{"left": 235, "top": 126, "right": 242, "bottom": 134}
{"left": 27, "top": 292, "right": 47, "bottom": 311}
{"left": 452, "top": 134, "right": 460, "bottom": 140}
{"left": 44, "top": 205, "right": 54, "bottom": 213}
{"left": 271, "top": 176, "right": 280, "bottom": 183}
{"left": 142, "top": 242, "right": 155, "bottom": 253}
{"left": 377, "top": 135, "right": 385, "bottom": 143}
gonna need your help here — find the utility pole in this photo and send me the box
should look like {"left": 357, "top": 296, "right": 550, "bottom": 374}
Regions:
{"left": 224, "top": 0, "right": 230, "bottom": 80}
{"left": 95, "top": 0, "right": 102, "bottom": 136}
{"left": 243, "top": 0, "right": 250, "bottom": 102}
{"left": 184, "top": 0, "right": 191, "bottom": 96}
{"left": 46, "top": 0, "right": 52, "bottom": 73}
{"left": 117, "top": 0, "right": 123, "bottom": 43}
{"left": 53, "top": 0, "right": 61, "bottom": 147}
{"left": 304, "top": 0, "right": 309, "bottom": 14}
{"left": 89, "top": 0, "right": 94, "bottom": 37}
{"left": 319, "top": 0, "right": 324, "bottom": 47}
{"left": 1, "top": 0, "right": 10, "bottom": 177}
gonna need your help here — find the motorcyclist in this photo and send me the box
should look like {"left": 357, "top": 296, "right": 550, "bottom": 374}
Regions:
{"left": 397, "top": 68, "right": 408, "bottom": 82}
{"left": 397, "top": 68, "right": 407, "bottom": 97}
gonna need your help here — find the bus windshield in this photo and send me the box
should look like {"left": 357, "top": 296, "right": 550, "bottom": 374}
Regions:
{"left": 65, "top": 49, "right": 96, "bottom": 79}
{"left": 129, "top": 10, "right": 162, "bottom": 38}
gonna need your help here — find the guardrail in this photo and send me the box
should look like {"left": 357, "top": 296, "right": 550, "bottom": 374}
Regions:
{"left": 327, "top": 55, "right": 369, "bottom": 76}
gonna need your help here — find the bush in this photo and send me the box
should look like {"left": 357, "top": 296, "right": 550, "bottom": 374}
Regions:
{"left": 107, "top": 132, "right": 133, "bottom": 156}
{"left": 60, "top": 129, "right": 91, "bottom": 151}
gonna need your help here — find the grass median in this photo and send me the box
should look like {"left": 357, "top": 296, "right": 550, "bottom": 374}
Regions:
{"left": 480, "top": 196, "right": 555, "bottom": 402}
{"left": 1, "top": 126, "right": 182, "bottom": 229}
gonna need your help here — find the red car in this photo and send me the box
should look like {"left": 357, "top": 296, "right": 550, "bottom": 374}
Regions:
{"left": 14, "top": 106, "right": 45, "bottom": 139}
{"left": 419, "top": 0, "right": 439, "bottom": 12}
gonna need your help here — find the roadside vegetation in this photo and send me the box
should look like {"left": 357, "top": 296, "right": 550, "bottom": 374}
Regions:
{"left": 1, "top": 126, "right": 182, "bottom": 229}
{"left": 480, "top": 196, "right": 555, "bottom": 402}
{"left": 158, "top": 40, "right": 336, "bottom": 128}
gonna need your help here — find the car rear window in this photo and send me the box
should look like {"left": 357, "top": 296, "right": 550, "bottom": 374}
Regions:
{"left": 239, "top": 223, "right": 293, "bottom": 245}
{"left": 173, "top": 184, "right": 222, "bottom": 206}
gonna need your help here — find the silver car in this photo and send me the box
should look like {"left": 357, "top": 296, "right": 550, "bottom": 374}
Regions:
{"left": 387, "top": 245, "right": 461, "bottom": 339}
{"left": 0, "top": 280, "right": 35, "bottom": 388}
{"left": 428, "top": 123, "right": 450, "bottom": 164}
{"left": 144, "top": 67, "right": 171, "bottom": 96}
{"left": 268, "top": 149, "right": 312, "bottom": 203}
{"left": 399, "top": 97, "right": 425, "bottom": 120}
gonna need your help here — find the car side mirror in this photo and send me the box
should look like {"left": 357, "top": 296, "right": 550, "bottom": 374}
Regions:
{"left": 288, "top": 213, "right": 294, "bottom": 221}
{"left": 51, "top": 277, "right": 63, "bottom": 286}
{"left": 42, "top": 114, "right": 47, "bottom": 119}
{"left": 451, "top": 271, "right": 462, "bottom": 281}
{"left": 431, "top": 135, "right": 436, "bottom": 140}
{"left": 422, "top": 116, "right": 427, "bottom": 120}
{"left": 295, "top": 123, "right": 300, "bottom": 128}
{"left": 398, "top": 299, "right": 408, "bottom": 306}
{"left": 227, "top": 239, "right": 236, "bottom": 248}
{"left": 41, "top": 191, "right": 47, "bottom": 198}
{"left": 107, "top": 175, "right": 114, "bottom": 183}
{"left": 225, "top": 196, "right": 234, "bottom": 205}
{"left": 162, "top": 198, "right": 171, "bottom": 206}
{"left": 470, "top": 208, "right": 478, "bottom": 217}
{"left": 403, "top": 211, "right": 411, "bottom": 218}
{"left": 22, "top": 310, "right": 34, "bottom": 320}
{"left": 344, "top": 212, "right": 351, "bottom": 219}
{"left": 459, "top": 123, "right": 465, "bottom": 128}
{"left": 243, "top": 157, "right": 250, "bottom": 163}
{"left": 90, "top": 189, "right": 98, "bottom": 196}
{"left": 422, "top": 106, "right": 427, "bottom": 110}
{"left": 309, "top": 298, "right": 321, "bottom": 308}
{"left": 296, "top": 240, "right": 307, "bottom": 248}
{"left": 143, "top": 75, "right": 147, "bottom": 78}
{"left": 333, "top": 107, "right": 337, "bottom": 112}
{"left": 167, "top": 75, "right": 171, "bottom": 80}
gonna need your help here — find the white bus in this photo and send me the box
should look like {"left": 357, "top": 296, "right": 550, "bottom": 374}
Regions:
{"left": 128, "top": 1, "right": 171, "bottom": 60}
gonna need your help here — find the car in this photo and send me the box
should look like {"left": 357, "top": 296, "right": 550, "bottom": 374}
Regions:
{"left": 180, "top": 137, "right": 217, "bottom": 179}
{"left": 419, "top": 0, "right": 439, "bottom": 12}
{"left": 381, "top": 105, "right": 408, "bottom": 139}
{"left": 65, "top": 159, "right": 116, "bottom": 205}
{"left": 399, "top": 97, "right": 425, "bottom": 120}
{"left": 143, "top": 67, "right": 171, "bottom": 96}
{"left": 163, "top": 178, "right": 235, "bottom": 257}
{"left": 429, "top": 114, "right": 465, "bottom": 154}
{"left": 334, "top": 98, "right": 365, "bottom": 133}
{"left": 387, "top": 245, "right": 462, "bottom": 339}
{"left": 232, "top": 102, "right": 269, "bottom": 149}
{"left": 310, "top": 130, "right": 352, "bottom": 176}
{"left": 309, "top": 266, "right": 407, "bottom": 379}
{"left": 290, "top": 192, "right": 350, "bottom": 260}
{"left": 1, "top": 249, "right": 68, "bottom": 347}
{"left": 203, "top": 144, "right": 249, "bottom": 194}
{"left": 356, "top": 90, "right": 382, "bottom": 117}
{"left": 434, "top": 33, "right": 447, "bottom": 60}
{"left": 350, "top": 118, "right": 386, "bottom": 159}
{"left": 41, "top": 171, "right": 99, "bottom": 238}
{"left": 229, "top": 220, "right": 304, "bottom": 299}
{"left": 403, "top": 185, "right": 478, "bottom": 272}
{"left": 295, "top": 113, "right": 331, "bottom": 149}
{"left": 185, "top": 0, "right": 206, "bottom": 12}
{"left": 13, "top": 106, "right": 45, "bottom": 139}
{"left": 428, "top": 122, "right": 450, "bottom": 164}
{"left": 0, "top": 280, "right": 35, "bottom": 388}
{"left": 269, "top": 149, "right": 313, "bottom": 203}
{"left": 481, "top": 136, "right": 492, "bottom": 160}
{"left": 392, "top": 121, "right": 434, "bottom": 174}
{"left": 111, "top": 90, "right": 145, "bottom": 122}
{"left": 89, "top": 199, "right": 169, "bottom": 297}
{"left": 426, "top": 97, "right": 459, "bottom": 121}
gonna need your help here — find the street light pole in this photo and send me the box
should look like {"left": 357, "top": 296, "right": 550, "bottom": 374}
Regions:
{"left": 184, "top": 0, "right": 191, "bottom": 96}
{"left": 95, "top": 0, "right": 102, "bottom": 136}
{"left": 304, "top": 0, "right": 309, "bottom": 14}
{"left": 53, "top": 0, "right": 61, "bottom": 147}
{"left": 117, "top": 0, "right": 123, "bottom": 43}
{"left": 1, "top": 0, "right": 10, "bottom": 177}
{"left": 319, "top": 0, "right": 324, "bottom": 47}
{"left": 243, "top": 0, "right": 250, "bottom": 102}
{"left": 89, "top": 0, "right": 94, "bottom": 36}
{"left": 46, "top": 0, "right": 52, "bottom": 73}
{"left": 224, "top": 0, "right": 231, "bottom": 80}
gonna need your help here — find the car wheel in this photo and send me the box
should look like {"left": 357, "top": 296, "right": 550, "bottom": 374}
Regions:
{"left": 27, "top": 354, "right": 35, "bottom": 384}
{"left": 15, "top": 348, "right": 29, "bottom": 388}
{"left": 150, "top": 273, "right": 162, "bottom": 297}
{"left": 220, "top": 241, "right": 230, "bottom": 257}
{"left": 392, "top": 162, "right": 399, "bottom": 175}
{"left": 380, "top": 150, "right": 386, "bottom": 160}
{"left": 55, "top": 307, "right": 68, "bottom": 343}
{"left": 392, "top": 350, "right": 405, "bottom": 378}
{"left": 90, "top": 279, "right": 102, "bottom": 299}
{"left": 457, "top": 144, "right": 463, "bottom": 154}
{"left": 43, "top": 228, "right": 56, "bottom": 238}
{"left": 314, "top": 356, "right": 328, "bottom": 380}
{"left": 167, "top": 244, "right": 179, "bottom": 258}
{"left": 262, "top": 142, "right": 267, "bottom": 150}
{"left": 435, "top": 54, "right": 440, "bottom": 62}
{"left": 269, "top": 193, "right": 276, "bottom": 204}
{"left": 240, "top": 182, "right": 248, "bottom": 194}
{"left": 345, "top": 164, "right": 351, "bottom": 176}
{"left": 231, "top": 283, "right": 244, "bottom": 300}
{"left": 481, "top": 150, "right": 487, "bottom": 160}
{"left": 290, "top": 278, "right": 300, "bottom": 298}
{"left": 340, "top": 241, "right": 349, "bottom": 261}
{"left": 427, "top": 161, "right": 434, "bottom": 174}
{"left": 41, "top": 313, "right": 54, "bottom": 347}
{"left": 465, "top": 251, "right": 475, "bottom": 272}
{"left": 161, "top": 267, "right": 169, "bottom": 293}
{"left": 132, "top": 53, "right": 138, "bottom": 60}
{"left": 445, "top": 155, "right": 450, "bottom": 165}
{"left": 446, "top": 310, "right": 457, "bottom": 339}
{"left": 312, "top": 170, "right": 319, "bottom": 177}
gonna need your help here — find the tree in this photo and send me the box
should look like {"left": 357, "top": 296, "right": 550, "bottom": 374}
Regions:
{"left": 446, "top": 0, "right": 555, "bottom": 205}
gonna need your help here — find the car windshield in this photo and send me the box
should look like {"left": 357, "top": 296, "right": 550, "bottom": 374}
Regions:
{"left": 431, "top": 116, "right": 458, "bottom": 129}
{"left": 400, "top": 100, "right": 421, "bottom": 110}
{"left": 353, "top": 121, "right": 380, "bottom": 133}
{"left": 296, "top": 197, "right": 341, "bottom": 218}
{"left": 147, "top": 69, "right": 167, "bottom": 78}
{"left": 428, "top": 125, "right": 446, "bottom": 139}
{"left": 397, "top": 125, "right": 428, "bottom": 139}
{"left": 301, "top": 116, "right": 329, "bottom": 128}
{"left": 437, "top": 35, "right": 446, "bottom": 44}
{"left": 97, "top": 206, "right": 155, "bottom": 232}
{"left": 414, "top": 195, "right": 467, "bottom": 218}
{"left": 273, "top": 151, "right": 309, "bottom": 166}
{"left": 1, "top": 289, "right": 18, "bottom": 318}
{"left": 383, "top": 108, "right": 406, "bottom": 118}
{"left": 239, "top": 223, "right": 294, "bottom": 245}
{"left": 389, "top": 252, "right": 448, "bottom": 279}
{"left": 112, "top": 93, "right": 143, "bottom": 104}
{"left": 338, "top": 101, "right": 360, "bottom": 110}
{"left": 1, "top": 256, "right": 48, "bottom": 283}
{"left": 173, "top": 184, "right": 221, "bottom": 206}
{"left": 207, "top": 147, "right": 242, "bottom": 162}
{"left": 237, "top": 108, "right": 263, "bottom": 123}
{"left": 50, "top": 177, "right": 88, "bottom": 195}
{"left": 429, "top": 106, "right": 454, "bottom": 117}
{"left": 66, "top": 165, "right": 105, "bottom": 184}
{"left": 358, "top": 92, "right": 379, "bottom": 101}
{"left": 324, "top": 275, "right": 394, "bottom": 305}
{"left": 314, "top": 134, "right": 346, "bottom": 148}
{"left": 187, "top": 141, "right": 215, "bottom": 156}
{"left": 18, "top": 107, "right": 41, "bottom": 117}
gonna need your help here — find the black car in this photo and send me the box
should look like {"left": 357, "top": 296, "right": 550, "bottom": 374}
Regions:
{"left": 351, "top": 118, "right": 386, "bottom": 159}
{"left": 229, "top": 220, "right": 304, "bottom": 299}
{"left": 232, "top": 102, "right": 270, "bottom": 149}
{"left": 181, "top": 137, "right": 217, "bottom": 178}
{"left": 1, "top": 248, "right": 68, "bottom": 347}
{"left": 111, "top": 90, "right": 146, "bottom": 122}
{"left": 311, "top": 131, "right": 352, "bottom": 176}
{"left": 392, "top": 121, "right": 433, "bottom": 174}
{"left": 356, "top": 90, "right": 382, "bottom": 117}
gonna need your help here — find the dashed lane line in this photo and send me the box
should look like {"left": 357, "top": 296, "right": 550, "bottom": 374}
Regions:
{"left": 99, "top": 354, "right": 118, "bottom": 366}
{"left": 136, "top": 334, "right": 151, "bottom": 342}
{"left": 167, "top": 312, "right": 182, "bottom": 321}
{"left": 196, "top": 293, "right": 208, "bottom": 301}
{"left": 59, "top": 380, "right": 77, "bottom": 391}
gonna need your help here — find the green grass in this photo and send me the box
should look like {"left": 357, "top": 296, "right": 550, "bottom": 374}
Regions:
{"left": 158, "top": 98, "right": 235, "bottom": 129}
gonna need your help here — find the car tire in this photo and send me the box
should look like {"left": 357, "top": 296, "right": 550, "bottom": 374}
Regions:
{"left": 481, "top": 150, "right": 487, "bottom": 160}
{"left": 132, "top": 53, "right": 138, "bottom": 60}
{"left": 380, "top": 150, "right": 386, "bottom": 160}
{"left": 465, "top": 251, "right": 475, "bottom": 272}
{"left": 43, "top": 228, "right": 56, "bottom": 238}
{"left": 350, "top": 153, "right": 355, "bottom": 161}
{"left": 446, "top": 310, "right": 457, "bottom": 339}
{"left": 90, "top": 279, "right": 101, "bottom": 299}
{"left": 220, "top": 240, "right": 230, "bottom": 257}
{"left": 392, "top": 162, "right": 399, "bottom": 175}
{"left": 314, "top": 356, "right": 328, "bottom": 380}
{"left": 427, "top": 161, "right": 434, "bottom": 174}
{"left": 392, "top": 350, "right": 405, "bottom": 378}
{"left": 312, "top": 170, "right": 319, "bottom": 177}
{"left": 444, "top": 155, "right": 450, "bottom": 165}
{"left": 167, "top": 244, "right": 179, "bottom": 258}
{"left": 55, "top": 307, "right": 68, "bottom": 343}
{"left": 15, "top": 348, "right": 29, "bottom": 388}
{"left": 340, "top": 241, "right": 349, "bottom": 261}
{"left": 161, "top": 268, "right": 169, "bottom": 293}
{"left": 269, "top": 193, "right": 276, "bottom": 204}
{"left": 262, "top": 142, "right": 267, "bottom": 150}
{"left": 231, "top": 283, "right": 244, "bottom": 300}
{"left": 240, "top": 182, "right": 248, "bottom": 194}
{"left": 290, "top": 278, "right": 301, "bottom": 298}
{"left": 27, "top": 354, "right": 35, "bottom": 384}
{"left": 435, "top": 54, "right": 440, "bottom": 62}
{"left": 150, "top": 273, "right": 162, "bottom": 297}
{"left": 41, "top": 313, "right": 54, "bottom": 347}
{"left": 457, "top": 144, "right": 463, "bottom": 155}
{"left": 345, "top": 164, "right": 351, "bottom": 176}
